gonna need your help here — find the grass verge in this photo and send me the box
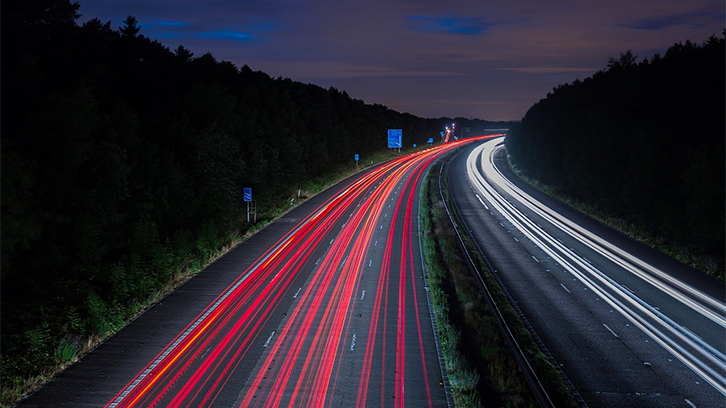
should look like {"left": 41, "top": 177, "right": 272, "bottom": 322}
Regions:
{"left": 507, "top": 159, "right": 724, "bottom": 281}
{"left": 1, "top": 148, "right": 410, "bottom": 408}
{"left": 420, "top": 157, "right": 578, "bottom": 408}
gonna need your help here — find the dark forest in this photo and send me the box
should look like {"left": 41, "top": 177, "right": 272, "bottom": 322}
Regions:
{"left": 1, "top": 0, "right": 507, "bottom": 400}
{"left": 506, "top": 34, "right": 725, "bottom": 278}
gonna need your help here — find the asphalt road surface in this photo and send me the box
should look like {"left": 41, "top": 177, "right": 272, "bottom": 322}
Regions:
{"left": 448, "top": 137, "right": 725, "bottom": 408}
{"left": 19, "top": 135, "right": 501, "bottom": 408}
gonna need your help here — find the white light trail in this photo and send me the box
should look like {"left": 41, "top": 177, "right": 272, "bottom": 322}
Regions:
{"left": 466, "top": 139, "right": 726, "bottom": 396}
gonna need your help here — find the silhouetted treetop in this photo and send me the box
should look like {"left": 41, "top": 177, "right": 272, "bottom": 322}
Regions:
{"left": 120, "top": 15, "right": 140, "bottom": 37}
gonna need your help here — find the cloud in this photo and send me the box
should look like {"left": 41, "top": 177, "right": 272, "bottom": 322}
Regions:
{"left": 150, "top": 20, "right": 188, "bottom": 28}
{"left": 498, "top": 66, "right": 598, "bottom": 74}
{"left": 196, "top": 30, "right": 254, "bottom": 41}
{"left": 244, "top": 60, "right": 461, "bottom": 80}
{"left": 407, "top": 14, "right": 492, "bottom": 36}
{"left": 622, "top": 10, "right": 724, "bottom": 30}
{"left": 141, "top": 19, "right": 274, "bottom": 42}
{"left": 76, "top": 0, "right": 726, "bottom": 120}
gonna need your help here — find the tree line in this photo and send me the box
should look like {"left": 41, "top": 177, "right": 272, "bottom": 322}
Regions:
{"left": 0, "top": 0, "right": 508, "bottom": 400}
{"left": 506, "top": 33, "right": 725, "bottom": 277}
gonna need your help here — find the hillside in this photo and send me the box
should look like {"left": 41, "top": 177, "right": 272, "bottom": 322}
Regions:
{"left": 506, "top": 33, "right": 725, "bottom": 278}
{"left": 0, "top": 1, "right": 508, "bottom": 403}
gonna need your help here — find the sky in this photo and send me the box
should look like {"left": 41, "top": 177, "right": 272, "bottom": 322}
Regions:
{"left": 77, "top": 0, "right": 724, "bottom": 121}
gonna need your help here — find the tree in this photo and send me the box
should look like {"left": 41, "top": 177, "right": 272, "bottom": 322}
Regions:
{"left": 507, "top": 35, "right": 725, "bottom": 277}
{"left": 175, "top": 45, "right": 193, "bottom": 62}
{"left": 120, "top": 15, "right": 140, "bottom": 37}
{"left": 606, "top": 50, "right": 637, "bottom": 71}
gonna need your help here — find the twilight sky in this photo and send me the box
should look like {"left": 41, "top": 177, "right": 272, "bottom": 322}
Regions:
{"left": 77, "top": 0, "right": 723, "bottom": 121}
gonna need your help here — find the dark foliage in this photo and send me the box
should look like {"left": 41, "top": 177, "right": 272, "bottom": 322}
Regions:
{"left": 1, "top": 0, "right": 507, "bottom": 396}
{"left": 506, "top": 34, "right": 725, "bottom": 276}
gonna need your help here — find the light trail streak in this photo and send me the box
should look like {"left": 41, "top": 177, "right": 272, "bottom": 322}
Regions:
{"left": 484, "top": 143, "right": 726, "bottom": 327}
{"left": 108, "top": 183, "right": 364, "bottom": 408}
{"left": 466, "top": 138, "right": 726, "bottom": 396}
{"left": 107, "top": 136, "right": 501, "bottom": 408}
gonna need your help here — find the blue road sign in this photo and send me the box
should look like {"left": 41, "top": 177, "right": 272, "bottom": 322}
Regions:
{"left": 355, "top": 154, "right": 359, "bottom": 161}
{"left": 387, "top": 129, "right": 402, "bottom": 148}
{"left": 427, "top": 138, "right": 434, "bottom": 144}
{"left": 244, "top": 188, "right": 252, "bottom": 202}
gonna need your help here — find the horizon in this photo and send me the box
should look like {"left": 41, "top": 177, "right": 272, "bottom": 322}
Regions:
{"left": 70, "top": 0, "right": 726, "bottom": 120}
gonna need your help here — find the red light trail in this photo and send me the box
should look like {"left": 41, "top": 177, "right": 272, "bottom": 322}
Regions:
{"left": 106, "top": 135, "right": 504, "bottom": 408}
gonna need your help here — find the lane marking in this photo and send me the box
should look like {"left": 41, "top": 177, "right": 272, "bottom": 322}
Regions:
{"left": 293, "top": 287, "right": 302, "bottom": 299}
{"left": 475, "top": 193, "right": 489, "bottom": 210}
{"left": 369, "top": 260, "right": 372, "bottom": 267}
{"left": 350, "top": 334, "right": 357, "bottom": 351}
{"left": 361, "top": 290, "right": 366, "bottom": 300}
{"left": 263, "top": 331, "right": 276, "bottom": 348}
{"left": 532, "top": 256, "right": 539, "bottom": 263}
{"left": 603, "top": 324, "right": 619, "bottom": 338}
{"left": 560, "top": 284, "right": 571, "bottom": 293}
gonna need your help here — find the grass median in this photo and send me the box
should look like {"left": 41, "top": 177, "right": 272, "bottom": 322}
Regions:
{"left": 420, "top": 156, "right": 578, "bottom": 408}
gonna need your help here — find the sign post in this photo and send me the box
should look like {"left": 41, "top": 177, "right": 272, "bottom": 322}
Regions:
{"left": 355, "top": 154, "right": 359, "bottom": 166}
{"left": 244, "top": 188, "right": 253, "bottom": 223}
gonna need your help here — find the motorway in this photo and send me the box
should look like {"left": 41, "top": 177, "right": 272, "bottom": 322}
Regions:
{"left": 20, "top": 136, "right": 499, "bottom": 408}
{"left": 449, "top": 137, "right": 726, "bottom": 408}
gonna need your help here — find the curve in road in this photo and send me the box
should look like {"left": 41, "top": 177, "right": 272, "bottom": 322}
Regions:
{"left": 21, "top": 135, "right": 501, "bottom": 408}
{"left": 450, "top": 137, "right": 725, "bottom": 408}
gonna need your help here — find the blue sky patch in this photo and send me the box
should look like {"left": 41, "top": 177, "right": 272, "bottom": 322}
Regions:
{"left": 144, "top": 21, "right": 271, "bottom": 42}
{"left": 408, "top": 15, "right": 491, "bottom": 36}
{"left": 197, "top": 30, "right": 253, "bottom": 41}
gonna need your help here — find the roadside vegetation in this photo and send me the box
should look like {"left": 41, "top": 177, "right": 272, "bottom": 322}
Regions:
{"left": 508, "top": 163, "right": 723, "bottom": 281}
{"left": 0, "top": 144, "right": 406, "bottom": 408}
{"left": 506, "top": 33, "right": 725, "bottom": 280}
{"left": 1, "top": 1, "right": 513, "bottom": 406}
{"left": 420, "top": 158, "right": 577, "bottom": 408}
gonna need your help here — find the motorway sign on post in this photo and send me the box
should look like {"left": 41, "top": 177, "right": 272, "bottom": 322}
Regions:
{"left": 244, "top": 188, "right": 255, "bottom": 223}
{"left": 355, "top": 154, "right": 359, "bottom": 165}
{"left": 387, "top": 129, "right": 402, "bottom": 151}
